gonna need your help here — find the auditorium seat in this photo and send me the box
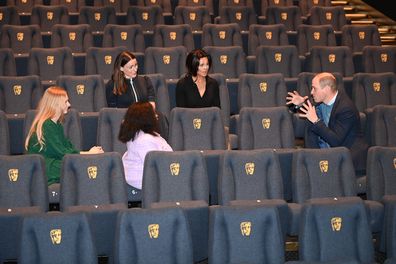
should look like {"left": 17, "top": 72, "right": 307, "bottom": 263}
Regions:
{"left": 362, "top": 46, "right": 396, "bottom": 73}
{"left": 298, "top": 0, "right": 331, "bottom": 18}
{"left": 370, "top": 105, "right": 396, "bottom": 146}
{"left": 209, "top": 204, "right": 285, "bottom": 264}
{"left": 202, "top": 23, "right": 243, "bottom": 49}
{"left": 28, "top": 47, "right": 74, "bottom": 89}
{"left": 168, "top": 107, "right": 227, "bottom": 150}
{"left": 296, "top": 24, "right": 337, "bottom": 57}
{"left": 97, "top": 107, "right": 127, "bottom": 154}
{"left": 217, "top": 149, "right": 289, "bottom": 235}
{"left": 266, "top": 6, "right": 303, "bottom": 33}
{"left": 177, "top": 0, "right": 214, "bottom": 17}
{"left": 217, "top": 6, "right": 257, "bottom": 32}
{"left": 59, "top": 152, "right": 128, "bottom": 262}
{"left": 174, "top": 5, "right": 212, "bottom": 32}
{"left": 6, "top": 0, "right": 43, "bottom": 14}
{"left": 115, "top": 207, "right": 194, "bottom": 264}
{"left": 0, "top": 48, "right": 16, "bottom": 76}
{"left": 0, "top": 111, "right": 9, "bottom": 155}
{"left": 142, "top": 150, "right": 209, "bottom": 261}
{"left": 341, "top": 24, "right": 382, "bottom": 72}
{"left": 153, "top": 24, "right": 195, "bottom": 52}
{"left": 19, "top": 212, "right": 97, "bottom": 264}
{"left": 85, "top": 46, "right": 127, "bottom": 82}
{"left": 238, "top": 106, "right": 295, "bottom": 149}
{"left": 30, "top": 5, "right": 69, "bottom": 33}
{"left": 0, "top": 6, "right": 20, "bottom": 30}
{"left": 144, "top": 46, "right": 187, "bottom": 79}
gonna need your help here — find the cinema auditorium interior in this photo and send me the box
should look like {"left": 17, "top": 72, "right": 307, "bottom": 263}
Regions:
{"left": 0, "top": 0, "right": 396, "bottom": 263}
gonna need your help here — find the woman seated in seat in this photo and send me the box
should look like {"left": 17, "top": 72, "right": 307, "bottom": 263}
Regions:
{"left": 106, "top": 50, "right": 169, "bottom": 140}
{"left": 176, "top": 48, "right": 220, "bottom": 108}
{"left": 118, "top": 102, "right": 172, "bottom": 190}
{"left": 25, "top": 86, "right": 104, "bottom": 185}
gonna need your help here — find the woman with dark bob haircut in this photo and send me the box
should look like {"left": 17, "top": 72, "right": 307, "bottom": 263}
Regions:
{"left": 176, "top": 49, "right": 220, "bottom": 108}
{"left": 118, "top": 102, "right": 172, "bottom": 190}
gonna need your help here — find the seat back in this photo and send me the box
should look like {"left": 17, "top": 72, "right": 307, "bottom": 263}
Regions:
{"left": 93, "top": 0, "right": 128, "bottom": 13}
{"left": 0, "top": 111, "right": 9, "bottom": 155}
{"left": 218, "top": 149, "right": 284, "bottom": 205}
{"left": 0, "top": 154, "right": 48, "bottom": 211}
{"left": 97, "top": 107, "right": 127, "bottom": 154}
{"left": 371, "top": 105, "right": 396, "bottom": 146}
{"left": 145, "top": 73, "right": 170, "bottom": 119}
{"left": 144, "top": 46, "right": 187, "bottom": 79}
{"left": 136, "top": 0, "right": 172, "bottom": 13}
{"left": 78, "top": 6, "right": 117, "bottom": 32}
{"left": 248, "top": 24, "right": 289, "bottom": 56}
{"left": 6, "top": 0, "right": 43, "bottom": 13}
{"left": 238, "top": 106, "right": 294, "bottom": 149}
{"left": 85, "top": 46, "right": 128, "bottom": 82}
{"left": 266, "top": 6, "right": 302, "bottom": 32}
{"left": 153, "top": 24, "right": 194, "bottom": 51}
{"left": 51, "top": 24, "right": 93, "bottom": 53}
{"left": 362, "top": 46, "right": 396, "bottom": 73}
{"left": 255, "top": 45, "right": 301, "bottom": 77}
{"left": 297, "top": 24, "right": 337, "bottom": 56}
{"left": 366, "top": 146, "right": 396, "bottom": 201}
{"left": 0, "top": 6, "right": 20, "bottom": 30}
{"left": 209, "top": 205, "right": 284, "bottom": 264}
{"left": 0, "top": 25, "right": 43, "bottom": 54}
{"left": 341, "top": 24, "right": 381, "bottom": 53}
{"left": 177, "top": 0, "right": 214, "bottom": 16}
{"left": 0, "top": 75, "right": 43, "bottom": 114}
{"left": 352, "top": 72, "right": 396, "bottom": 112}
{"left": 292, "top": 147, "right": 357, "bottom": 203}
{"left": 204, "top": 45, "right": 246, "bottom": 79}
{"left": 60, "top": 152, "right": 127, "bottom": 210}
{"left": 299, "top": 197, "right": 374, "bottom": 263}
{"left": 50, "top": 0, "right": 85, "bottom": 13}
{"left": 0, "top": 48, "right": 16, "bottom": 76}
{"left": 28, "top": 47, "right": 75, "bottom": 82}
{"left": 126, "top": 6, "right": 164, "bottom": 32}
{"left": 174, "top": 6, "right": 212, "bottom": 31}
{"left": 261, "top": 0, "right": 294, "bottom": 17}
{"left": 19, "top": 212, "right": 97, "bottom": 264}
{"left": 115, "top": 207, "right": 194, "bottom": 264}
{"left": 218, "top": 6, "right": 257, "bottom": 31}
{"left": 202, "top": 23, "right": 243, "bottom": 48}
{"left": 169, "top": 107, "right": 226, "bottom": 150}
{"left": 30, "top": 5, "right": 69, "bottom": 32}
{"left": 209, "top": 73, "right": 231, "bottom": 127}
{"left": 238, "top": 73, "right": 287, "bottom": 109}
{"left": 307, "top": 46, "right": 354, "bottom": 77}
{"left": 57, "top": 74, "right": 106, "bottom": 112}
{"left": 103, "top": 24, "right": 145, "bottom": 53}
{"left": 298, "top": 0, "right": 331, "bottom": 17}
{"left": 142, "top": 150, "right": 209, "bottom": 208}
{"left": 308, "top": 6, "right": 347, "bottom": 31}
{"left": 24, "top": 108, "right": 83, "bottom": 151}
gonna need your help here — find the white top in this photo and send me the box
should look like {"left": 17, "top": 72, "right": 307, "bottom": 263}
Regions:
{"left": 122, "top": 131, "right": 172, "bottom": 189}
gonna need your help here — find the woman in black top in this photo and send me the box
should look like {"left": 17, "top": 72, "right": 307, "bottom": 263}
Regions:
{"left": 106, "top": 51, "right": 169, "bottom": 140}
{"left": 106, "top": 51, "right": 156, "bottom": 109}
{"left": 176, "top": 49, "right": 221, "bottom": 108}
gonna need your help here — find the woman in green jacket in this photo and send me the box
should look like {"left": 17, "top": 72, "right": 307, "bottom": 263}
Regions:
{"left": 25, "top": 86, "right": 104, "bottom": 185}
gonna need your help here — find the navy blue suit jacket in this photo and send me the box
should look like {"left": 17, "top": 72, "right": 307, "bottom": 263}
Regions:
{"left": 305, "top": 91, "right": 368, "bottom": 171}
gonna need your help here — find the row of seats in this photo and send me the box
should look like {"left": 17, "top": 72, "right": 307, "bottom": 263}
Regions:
{"left": 0, "top": 72, "right": 395, "bottom": 153}
{"left": 1, "top": 147, "right": 395, "bottom": 262}
{"left": 3, "top": 0, "right": 332, "bottom": 16}
{"left": 0, "top": 21, "right": 383, "bottom": 56}
{"left": 1, "top": 43, "right": 394, "bottom": 86}
{"left": 0, "top": 0, "right": 338, "bottom": 27}
{"left": 1, "top": 198, "right": 395, "bottom": 263}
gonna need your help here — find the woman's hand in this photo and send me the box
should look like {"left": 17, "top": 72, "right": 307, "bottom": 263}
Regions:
{"left": 81, "top": 146, "right": 104, "bottom": 154}
{"left": 89, "top": 146, "right": 104, "bottom": 154}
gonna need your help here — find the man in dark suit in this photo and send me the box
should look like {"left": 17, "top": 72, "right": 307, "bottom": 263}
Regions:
{"left": 286, "top": 72, "right": 368, "bottom": 172}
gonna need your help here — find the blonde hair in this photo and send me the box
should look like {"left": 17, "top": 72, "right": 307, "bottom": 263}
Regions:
{"left": 25, "top": 86, "right": 68, "bottom": 151}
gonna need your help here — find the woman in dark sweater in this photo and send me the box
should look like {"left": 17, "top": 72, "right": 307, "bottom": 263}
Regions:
{"left": 176, "top": 49, "right": 220, "bottom": 108}
{"left": 106, "top": 51, "right": 156, "bottom": 109}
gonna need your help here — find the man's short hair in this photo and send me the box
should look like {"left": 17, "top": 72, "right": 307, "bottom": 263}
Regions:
{"left": 317, "top": 72, "right": 337, "bottom": 92}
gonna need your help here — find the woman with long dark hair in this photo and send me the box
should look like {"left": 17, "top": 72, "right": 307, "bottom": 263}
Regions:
{"left": 118, "top": 102, "right": 172, "bottom": 189}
